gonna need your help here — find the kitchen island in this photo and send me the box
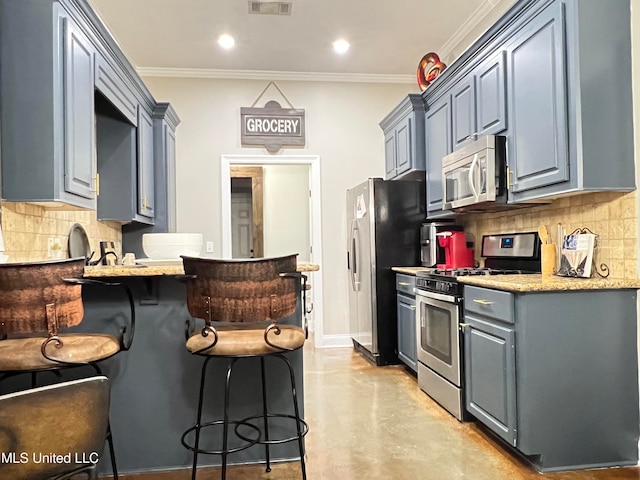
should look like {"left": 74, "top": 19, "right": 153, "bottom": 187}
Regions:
{"left": 4, "top": 261, "right": 317, "bottom": 476}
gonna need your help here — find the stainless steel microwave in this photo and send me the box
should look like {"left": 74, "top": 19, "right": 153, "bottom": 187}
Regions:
{"left": 442, "top": 135, "right": 506, "bottom": 211}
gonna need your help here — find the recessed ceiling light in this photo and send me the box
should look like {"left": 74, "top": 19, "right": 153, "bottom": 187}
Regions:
{"left": 333, "top": 39, "right": 350, "bottom": 55}
{"left": 218, "top": 34, "right": 235, "bottom": 50}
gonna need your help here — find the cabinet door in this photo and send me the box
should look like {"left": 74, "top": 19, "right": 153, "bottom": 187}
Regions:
{"left": 477, "top": 50, "right": 507, "bottom": 136}
{"left": 384, "top": 132, "right": 396, "bottom": 179}
{"left": 451, "top": 77, "right": 477, "bottom": 149}
{"left": 464, "top": 318, "right": 517, "bottom": 447}
{"left": 137, "top": 108, "right": 155, "bottom": 218}
{"left": 425, "top": 96, "right": 452, "bottom": 215}
{"left": 397, "top": 293, "right": 417, "bottom": 371}
{"left": 395, "top": 116, "right": 412, "bottom": 176}
{"left": 165, "top": 125, "right": 177, "bottom": 232}
{"left": 506, "top": 1, "right": 568, "bottom": 194}
{"left": 63, "top": 16, "right": 95, "bottom": 200}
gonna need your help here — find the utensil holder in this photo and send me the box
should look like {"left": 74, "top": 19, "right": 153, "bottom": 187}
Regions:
{"left": 541, "top": 243, "right": 556, "bottom": 275}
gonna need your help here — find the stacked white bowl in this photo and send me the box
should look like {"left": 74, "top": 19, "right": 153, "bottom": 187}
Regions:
{"left": 142, "top": 233, "right": 203, "bottom": 260}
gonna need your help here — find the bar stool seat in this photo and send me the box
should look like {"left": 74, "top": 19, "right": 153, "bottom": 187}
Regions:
{"left": 0, "top": 334, "right": 121, "bottom": 371}
{"left": 186, "top": 324, "right": 305, "bottom": 356}
{"left": 180, "top": 254, "right": 309, "bottom": 480}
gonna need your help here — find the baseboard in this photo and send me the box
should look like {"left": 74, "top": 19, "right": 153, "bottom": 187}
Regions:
{"left": 318, "top": 334, "right": 352, "bottom": 348}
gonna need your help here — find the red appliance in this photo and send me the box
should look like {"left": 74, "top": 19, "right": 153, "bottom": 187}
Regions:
{"left": 436, "top": 231, "right": 474, "bottom": 269}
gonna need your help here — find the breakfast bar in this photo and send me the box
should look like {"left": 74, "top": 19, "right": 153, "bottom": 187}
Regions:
{"left": 0, "top": 261, "right": 318, "bottom": 476}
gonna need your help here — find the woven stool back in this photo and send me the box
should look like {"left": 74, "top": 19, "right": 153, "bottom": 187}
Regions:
{"left": 0, "top": 258, "right": 85, "bottom": 335}
{"left": 181, "top": 254, "right": 298, "bottom": 323}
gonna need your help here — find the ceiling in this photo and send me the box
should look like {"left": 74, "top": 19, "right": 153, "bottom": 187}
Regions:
{"left": 88, "top": 0, "right": 510, "bottom": 82}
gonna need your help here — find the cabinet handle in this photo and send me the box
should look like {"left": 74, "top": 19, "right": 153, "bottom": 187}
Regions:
{"left": 398, "top": 282, "right": 411, "bottom": 286}
{"left": 93, "top": 174, "right": 100, "bottom": 196}
{"left": 459, "top": 323, "right": 469, "bottom": 328}
{"left": 142, "top": 195, "right": 147, "bottom": 210}
{"left": 466, "top": 132, "right": 478, "bottom": 141}
{"left": 506, "top": 167, "right": 512, "bottom": 190}
{"left": 409, "top": 305, "right": 416, "bottom": 310}
{"left": 473, "top": 299, "right": 493, "bottom": 305}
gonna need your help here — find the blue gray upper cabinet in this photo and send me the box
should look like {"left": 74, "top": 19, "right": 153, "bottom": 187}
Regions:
{"left": 505, "top": 1, "right": 569, "bottom": 196}
{"left": 0, "top": 1, "right": 97, "bottom": 208}
{"left": 379, "top": 94, "right": 426, "bottom": 180}
{"left": 451, "top": 50, "right": 507, "bottom": 150}
{"left": 123, "top": 104, "right": 181, "bottom": 256}
{"left": 505, "top": 0, "right": 634, "bottom": 201}
{"left": 425, "top": 95, "right": 454, "bottom": 218}
{"left": 137, "top": 108, "right": 155, "bottom": 219}
{"left": 421, "top": 0, "right": 635, "bottom": 206}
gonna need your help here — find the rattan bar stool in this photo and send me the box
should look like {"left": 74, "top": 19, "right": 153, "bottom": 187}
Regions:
{"left": 180, "top": 254, "right": 309, "bottom": 480}
{"left": 0, "top": 257, "right": 136, "bottom": 480}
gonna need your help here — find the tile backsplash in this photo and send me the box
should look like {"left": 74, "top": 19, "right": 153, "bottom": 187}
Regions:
{"left": 457, "top": 191, "right": 638, "bottom": 279}
{"left": 0, "top": 202, "right": 121, "bottom": 263}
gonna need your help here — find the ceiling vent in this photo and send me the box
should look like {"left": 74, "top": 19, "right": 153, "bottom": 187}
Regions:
{"left": 248, "top": 1, "right": 292, "bottom": 16}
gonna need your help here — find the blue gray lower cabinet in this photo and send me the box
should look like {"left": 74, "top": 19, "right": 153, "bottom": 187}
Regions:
{"left": 0, "top": 277, "right": 304, "bottom": 475}
{"left": 463, "top": 285, "right": 639, "bottom": 472}
{"left": 396, "top": 274, "right": 417, "bottom": 372}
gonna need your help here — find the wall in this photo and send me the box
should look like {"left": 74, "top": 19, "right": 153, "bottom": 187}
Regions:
{"left": 0, "top": 202, "right": 121, "bottom": 262}
{"left": 458, "top": 191, "right": 638, "bottom": 279}
{"left": 262, "top": 164, "right": 310, "bottom": 261}
{"left": 141, "top": 76, "right": 413, "bottom": 339}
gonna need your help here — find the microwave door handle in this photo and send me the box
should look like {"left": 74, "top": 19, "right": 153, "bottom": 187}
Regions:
{"left": 468, "top": 153, "right": 480, "bottom": 201}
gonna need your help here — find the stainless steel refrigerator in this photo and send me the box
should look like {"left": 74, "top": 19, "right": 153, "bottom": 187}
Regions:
{"left": 346, "top": 178, "right": 425, "bottom": 366}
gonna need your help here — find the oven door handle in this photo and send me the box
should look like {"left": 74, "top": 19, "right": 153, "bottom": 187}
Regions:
{"left": 416, "top": 290, "right": 458, "bottom": 304}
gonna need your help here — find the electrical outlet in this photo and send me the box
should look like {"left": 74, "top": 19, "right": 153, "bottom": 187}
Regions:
{"left": 206, "top": 241, "right": 214, "bottom": 253}
{"left": 47, "top": 237, "right": 61, "bottom": 258}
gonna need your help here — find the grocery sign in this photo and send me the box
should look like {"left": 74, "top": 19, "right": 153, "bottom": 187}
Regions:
{"left": 241, "top": 100, "right": 305, "bottom": 153}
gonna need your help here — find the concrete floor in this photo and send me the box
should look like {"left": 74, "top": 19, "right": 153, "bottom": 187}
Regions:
{"left": 118, "top": 344, "right": 640, "bottom": 480}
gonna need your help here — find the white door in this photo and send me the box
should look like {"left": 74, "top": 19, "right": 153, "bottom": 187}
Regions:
{"left": 231, "top": 192, "right": 253, "bottom": 258}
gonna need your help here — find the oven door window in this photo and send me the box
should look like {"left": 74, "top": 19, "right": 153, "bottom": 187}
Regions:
{"left": 421, "top": 302, "right": 452, "bottom": 365}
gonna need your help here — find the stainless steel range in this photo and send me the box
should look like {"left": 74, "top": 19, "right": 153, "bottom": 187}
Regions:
{"left": 414, "top": 232, "right": 541, "bottom": 420}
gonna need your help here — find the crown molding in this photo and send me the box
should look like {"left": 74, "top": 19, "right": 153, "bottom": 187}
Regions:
{"left": 136, "top": 67, "right": 415, "bottom": 84}
{"left": 438, "top": 0, "right": 499, "bottom": 62}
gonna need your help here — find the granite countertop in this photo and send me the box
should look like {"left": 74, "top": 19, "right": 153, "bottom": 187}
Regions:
{"left": 391, "top": 266, "right": 432, "bottom": 275}
{"left": 84, "top": 261, "right": 320, "bottom": 278}
{"left": 458, "top": 274, "right": 640, "bottom": 292}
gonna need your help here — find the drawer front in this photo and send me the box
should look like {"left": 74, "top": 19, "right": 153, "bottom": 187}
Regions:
{"left": 395, "top": 274, "right": 416, "bottom": 296}
{"left": 464, "top": 285, "right": 514, "bottom": 324}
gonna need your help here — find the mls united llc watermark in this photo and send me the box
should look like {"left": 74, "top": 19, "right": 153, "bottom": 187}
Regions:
{"left": 1, "top": 451, "right": 100, "bottom": 465}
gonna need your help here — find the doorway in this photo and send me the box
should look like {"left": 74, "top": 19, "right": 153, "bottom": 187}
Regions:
{"left": 221, "top": 155, "right": 324, "bottom": 348}
{"left": 230, "top": 167, "right": 264, "bottom": 258}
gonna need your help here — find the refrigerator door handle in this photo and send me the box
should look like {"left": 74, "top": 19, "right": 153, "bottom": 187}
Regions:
{"left": 353, "top": 222, "right": 361, "bottom": 288}
{"left": 348, "top": 220, "right": 357, "bottom": 291}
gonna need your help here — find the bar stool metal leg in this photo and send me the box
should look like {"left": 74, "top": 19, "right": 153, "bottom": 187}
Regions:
{"left": 221, "top": 358, "right": 239, "bottom": 480}
{"left": 260, "top": 357, "right": 271, "bottom": 473}
{"left": 278, "top": 353, "right": 307, "bottom": 480}
{"left": 191, "top": 356, "right": 213, "bottom": 480}
{"left": 91, "top": 363, "right": 119, "bottom": 480}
